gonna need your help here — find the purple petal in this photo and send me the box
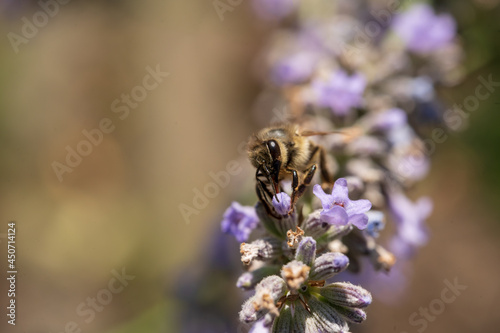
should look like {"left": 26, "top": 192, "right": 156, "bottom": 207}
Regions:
{"left": 345, "top": 198, "right": 372, "bottom": 216}
{"left": 331, "top": 178, "right": 349, "bottom": 204}
{"left": 313, "top": 184, "right": 334, "bottom": 208}
{"left": 348, "top": 214, "right": 369, "bottom": 230}
{"left": 387, "top": 191, "right": 432, "bottom": 256}
{"left": 320, "top": 205, "right": 349, "bottom": 226}
{"left": 389, "top": 236, "right": 417, "bottom": 258}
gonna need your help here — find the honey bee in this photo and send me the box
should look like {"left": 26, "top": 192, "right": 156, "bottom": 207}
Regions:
{"left": 247, "top": 124, "right": 334, "bottom": 217}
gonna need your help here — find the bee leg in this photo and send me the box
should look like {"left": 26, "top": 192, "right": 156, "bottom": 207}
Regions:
{"left": 257, "top": 178, "right": 274, "bottom": 202}
{"left": 256, "top": 179, "right": 281, "bottom": 219}
{"left": 303, "top": 164, "right": 317, "bottom": 186}
{"left": 306, "top": 144, "right": 333, "bottom": 186}
{"left": 289, "top": 165, "right": 317, "bottom": 210}
{"left": 291, "top": 169, "right": 299, "bottom": 192}
{"left": 318, "top": 146, "right": 333, "bottom": 185}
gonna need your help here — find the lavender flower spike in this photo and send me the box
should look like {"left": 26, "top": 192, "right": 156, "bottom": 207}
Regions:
{"left": 312, "top": 69, "right": 366, "bottom": 116}
{"left": 221, "top": 202, "right": 259, "bottom": 242}
{"left": 313, "top": 178, "right": 372, "bottom": 229}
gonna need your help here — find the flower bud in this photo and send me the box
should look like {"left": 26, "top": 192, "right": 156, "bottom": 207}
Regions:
{"left": 255, "top": 202, "right": 297, "bottom": 238}
{"left": 256, "top": 275, "right": 288, "bottom": 300}
{"left": 303, "top": 210, "right": 331, "bottom": 238}
{"left": 239, "top": 276, "right": 287, "bottom": 324}
{"left": 307, "top": 297, "right": 349, "bottom": 332}
{"left": 272, "top": 192, "right": 291, "bottom": 215}
{"left": 236, "top": 265, "right": 281, "bottom": 290}
{"left": 320, "top": 282, "right": 372, "bottom": 308}
{"left": 295, "top": 237, "right": 316, "bottom": 267}
{"left": 240, "top": 295, "right": 263, "bottom": 323}
{"left": 240, "top": 238, "right": 282, "bottom": 265}
{"left": 333, "top": 305, "right": 367, "bottom": 324}
{"left": 310, "top": 252, "right": 349, "bottom": 280}
{"left": 291, "top": 296, "right": 348, "bottom": 332}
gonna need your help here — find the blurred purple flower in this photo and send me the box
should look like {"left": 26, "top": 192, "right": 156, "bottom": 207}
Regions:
{"left": 393, "top": 4, "right": 456, "bottom": 54}
{"left": 347, "top": 136, "right": 387, "bottom": 156}
{"left": 388, "top": 147, "right": 430, "bottom": 182}
{"left": 313, "top": 178, "right": 372, "bottom": 229}
{"left": 312, "top": 70, "right": 366, "bottom": 116}
{"left": 388, "top": 191, "right": 433, "bottom": 257}
{"left": 369, "top": 108, "right": 407, "bottom": 132}
{"left": 272, "top": 51, "right": 318, "bottom": 85}
{"left": 272, "top": 192, "right": 291, "bottom": 215}
{"left": 221, "top": 202, "right": 259, "bottom": 242}
{"left": 252, "top": 0, "right": 298, "bottom": 21}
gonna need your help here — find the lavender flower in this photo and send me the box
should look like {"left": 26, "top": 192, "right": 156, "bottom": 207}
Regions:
{"left": 312, "top": 70, "right": 366, "bottom": 116}
{"left": 393, "top": 4, "right": 456, "bottom": 54}
{"left": 388, "top": 191, "right": 433, "bottom": 257}
{"left": 180, "top": 0, "right": 467, "bottom": 331}
{"left": 221, "top": 202, "right": 259, "bottom": 242}
{"left": 388, "top": 148, "right": 431, "bottom": 182}
{"left": 271, "top": 51, "right": 318, "bottom": 85}
{"left": 368, "top": 108, "right": 408, "bottom": 132}
{"left": 272, "top": 192, "right": 291, "bottom": 215}
{"left": 313, "top": 178, "right": 372, "bottom": 229}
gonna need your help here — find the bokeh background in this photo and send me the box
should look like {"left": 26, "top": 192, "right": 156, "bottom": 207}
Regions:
{"left": 0, "top": 0, "right": 499, "bottom": 332}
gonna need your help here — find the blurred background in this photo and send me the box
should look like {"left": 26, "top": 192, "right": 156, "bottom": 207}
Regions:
{"left": 0, "top": 0, "right": 499, "bottom": 332}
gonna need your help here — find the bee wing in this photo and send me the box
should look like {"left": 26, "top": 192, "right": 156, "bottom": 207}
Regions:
{"left": 301, "top": 127, "right": 362, "bottom": 140}
{"left": 300, "top": 130, "right": 342, "bottom": 137}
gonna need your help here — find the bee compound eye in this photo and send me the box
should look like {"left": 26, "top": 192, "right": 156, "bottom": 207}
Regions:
{"left": 266, "top": 140, "right": 281, "bottom": 160}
